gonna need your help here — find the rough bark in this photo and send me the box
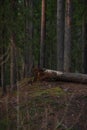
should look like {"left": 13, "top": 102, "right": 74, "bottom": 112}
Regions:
{"left": 24, "top": 0, "right": 33, "bottom": 77}
{"left": 64, "top": 0, "right": 72, "bottom": 72}
{"left": 40, "top": 0, "right": 46, "bottom": 68}
{"left": 57, "top": 0, "right": 65, "bottom": 71}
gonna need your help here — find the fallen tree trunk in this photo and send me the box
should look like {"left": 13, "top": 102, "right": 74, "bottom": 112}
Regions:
{"left": 33, "top": 68, "right": 87, "bottom": 84}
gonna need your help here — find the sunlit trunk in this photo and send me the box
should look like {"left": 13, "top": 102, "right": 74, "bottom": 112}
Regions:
{"left": 40, "top": 0, "right": 46, "bottom": 68}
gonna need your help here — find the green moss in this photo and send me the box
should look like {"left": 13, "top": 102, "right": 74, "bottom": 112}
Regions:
{"left": 29, "top": 86, "right": 65, "bottom": 98}
{"left": 46, "top": 87, "right": 64, "bottom": 96}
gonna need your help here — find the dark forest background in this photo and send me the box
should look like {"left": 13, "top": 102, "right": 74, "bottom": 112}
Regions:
{"left": 0, "top": 0, "right": 87, "bottom": 94}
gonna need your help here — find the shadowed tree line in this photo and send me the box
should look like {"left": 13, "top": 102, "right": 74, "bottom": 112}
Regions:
{"left": 0, "top": 0, "right": 87, "bottom": 94}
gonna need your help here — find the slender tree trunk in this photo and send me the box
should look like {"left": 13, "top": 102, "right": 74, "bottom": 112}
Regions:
{"left": 10, "top": 35, "right": 17, "bottom": 90}
{"left": 82, "top": 0, "right": 87, "bottom": 73}
{"left": 0, "top": 8, "right": 7, "bottom": 94}
{"left": 82, "top": 25, "right": 87, "bottom": 74}
{"left": 0, "top": 66, "right": 1, "bottom": 87}
{"left": 64, "top": 0, "right": 72, "bottom": 72}
{"left": 24, "top": 0, "right": 33, "bottom": 77}
{"left": 1, "top": 46, "right": 7, "bottom": 94}
{"left": 57, "top": 0, "right": 65, "bottom": 71}
{"left": 0, "top": 37, "right": 7, "bottom": 95}
{"left": 40, "top": 0, "right": 46, "bottom": 68}
{"left": 10, "top": 0, "right": 17, "bottom": 90}
{"left": 0, "top": 1, "right": 8, "bottom": 94}
{"left": 82, "top": 16, "right": 86, "bottom": 73}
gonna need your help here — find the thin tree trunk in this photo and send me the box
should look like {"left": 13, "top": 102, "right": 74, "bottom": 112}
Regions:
{"left": 64, "top": 0, "right": 72, "bottom": 72}
{"left": 82, "top": 16, "right": 86, "bottom": 73}
{"left": 24, "top": 0, "right": 33, "bottom": 77}
{"left": 40, "top": 0, "right": 46, "bottom": 68}
{"left": 1, "top": 46, "right": 7, "bottom": 94}
{"left": 82, "top": 0, "right": 87, "bottom": 74}
{"left": 0, "top": 1, "right": 7, "bottom": 94}
{"left": 57, "top": 0, "right": 65, "bottom": 71}
{"left": 10, "top": 0, "right": 17, "bottom": 90}
{"left": 10, "top": 35, "right": 17, "bottom": 90}
{"left": 0, "top": 46, "right": 8, "bottom": 93}
{"left": 0, "top": 66, "right": 1, "bottom": 87}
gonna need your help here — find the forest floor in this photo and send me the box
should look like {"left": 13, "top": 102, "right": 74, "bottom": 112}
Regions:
{"left": 0, "top": 79, "right": 87, "bottom": 130}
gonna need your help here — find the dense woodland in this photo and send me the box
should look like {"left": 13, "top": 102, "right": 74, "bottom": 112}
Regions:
{"left": 0, "top": 0, "right": 87, "bottom": 95}
{"left": 0, "top": 1, "right": 87, "bottom": 130}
